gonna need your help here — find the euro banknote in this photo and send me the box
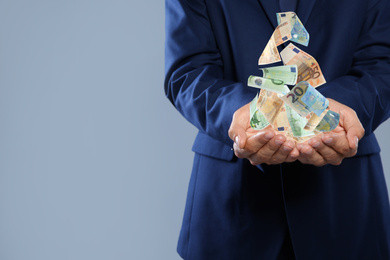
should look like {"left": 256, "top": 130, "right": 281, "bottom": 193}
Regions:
{"left": 315, "top": 110, "right": 340, "bottom": 132}
{"left": 250, "top": 94, "right": 269, "bottom": 130}
{"left": 304, "top": 109, "right": 329, "bottom": 131}
{"left": 258, "top": 21, "right": 292, "bottom": 65}
{"left": 276, "top": 12, "right": 309, "bottom": 46}
{"left": 249, "top": 12, "right": 339, "bottom": 142}
{"left": 280, "top": 43, "right": 326, "bottom": 88}
{"left": 285, "top": 104, "right": 315, "bottom": 138}
{"left": 247, "top": 75, "right": 289, "bottom": 94}
{"left": 281, "top": 81, "right": 329, "bottom": 117}
{"left": 272, "top": 21, "right": 292, "bottom": 46}
{"left": 261, "top": 64, "right": 298, "bottom": 85}
{"left": 272, "top": 105, "right": 290, "bottom": 132}
{"left": 258, "top": 36, "right": 281, "bottom": 65}
{"left": 257, "top": 89, "right": 285, "bottom": 125}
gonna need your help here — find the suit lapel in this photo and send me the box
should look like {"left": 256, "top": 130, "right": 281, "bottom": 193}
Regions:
{"left": 257, "top": 0, "right": 318, "bottom": 28}
{"left": 296, "top": 0, "right": 318, "bottom": 26}
{"left": 257, "top": 0, "right": 280, "bottom": 28}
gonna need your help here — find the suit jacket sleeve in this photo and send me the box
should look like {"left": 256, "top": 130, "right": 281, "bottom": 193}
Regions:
{"left": 164, "top": 0, "right": 254, "bottom": 147}
{"left": 319, "top": 0, "right": 390, "bottom": 136}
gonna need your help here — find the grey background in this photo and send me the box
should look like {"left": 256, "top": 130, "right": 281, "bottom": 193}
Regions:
{"left": 0, "top": 1, "right": 389, "bottom": 259}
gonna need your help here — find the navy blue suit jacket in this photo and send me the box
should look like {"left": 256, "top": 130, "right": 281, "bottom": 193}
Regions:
{"left": 165, "top": 0, "right": 390, "bottom": 259}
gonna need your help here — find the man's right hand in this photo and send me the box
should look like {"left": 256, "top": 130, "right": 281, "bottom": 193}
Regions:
{"left": 228, "top": 102, "right": 299, "bottom": 165}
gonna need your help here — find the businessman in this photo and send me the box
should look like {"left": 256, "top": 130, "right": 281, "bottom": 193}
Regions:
{"left": 165, "top": 0, "right": 390, "bottom": 259}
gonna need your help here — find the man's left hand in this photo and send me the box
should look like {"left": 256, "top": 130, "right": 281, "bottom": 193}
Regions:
{"left": 297, "top": 99, "right": 365, "bottom": 167}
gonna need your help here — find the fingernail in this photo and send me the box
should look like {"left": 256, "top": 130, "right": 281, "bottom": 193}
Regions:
{"left": 283, "top": 145, "right": 292, "bottom": 151}
{"left": 355, "top": 136, "right": 359, "bottom": 149}
{"left": 265, "top": 132, "right": 274, "bottom": 140}
{"left": 235, "top": 136, "right": 240, "bottom": 147}
{"left": 275, "top": 138, "right": 284, "bottom": 145}
{"left": 304, "top": 147, "right": 313, "bottom": 155}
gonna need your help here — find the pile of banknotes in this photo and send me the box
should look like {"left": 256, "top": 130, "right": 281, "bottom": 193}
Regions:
{"left": 248, "top": 12, "right": 339, "bottom": 142}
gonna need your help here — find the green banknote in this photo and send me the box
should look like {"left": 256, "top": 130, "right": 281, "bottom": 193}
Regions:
{"left": 285, "top": 104, "right": 315, "bottom": 138}
{"left": 261, "top": 64, "right": 298, "bottom": 86}
{"left": 250, "top": 94, "right": 269, "bottom": 130}
{"left": 248, "top": 75, "right": 289, "bottom": 95}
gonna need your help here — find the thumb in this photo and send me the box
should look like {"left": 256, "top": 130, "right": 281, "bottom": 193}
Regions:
{"left": 234, "top": 128, "right": 247, "bottom": 149}
{"left": 228, "top": 104, "right": 250, "bottom": 149}
{"left": 341, "top": 109, "right": 365, "bottom": 150}
{"left": 346, "top": 127, "right": 363, "bottom": 151}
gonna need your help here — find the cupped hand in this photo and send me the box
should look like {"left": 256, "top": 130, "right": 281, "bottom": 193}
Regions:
{"left": 228, "top": 102, "right": 299, "bottom": 165}
{"left": 297, "top": 98, "right": 364, "bottom": 166}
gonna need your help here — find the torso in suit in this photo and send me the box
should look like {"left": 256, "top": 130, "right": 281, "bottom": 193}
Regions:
{"left": 165, "top": 0, "right": 390, "bottom": 259}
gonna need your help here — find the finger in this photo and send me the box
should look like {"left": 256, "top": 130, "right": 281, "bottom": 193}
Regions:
{"left": 228, "top": 104, "right": 250, "bottom": 148}
{"left": 321, "top": 133, "right": 355, "bottom": 158}
{"left": 246, "top": 129, "right": 275, "bottom": 150}
{"left": 346, "top": 129, "right": 362, "bottom": 153}
{"left": 339, "top": 109, "right": 365, "bottom": 151}
{"left": 233, "top": 141, "right": 250, "bottom": 159}
{"left": 248, "top": 134, "right": 287, "bottom": 165}
{"left": 286, "top": 146, "right": 300, "bottom": 162}
{"left": 296, "top": 143, "right": 311, "bottom": 165}
{"left": 308, "top": 136, "right": 344, "bottom": 165}
{"left": 297, "top": 143, "right": 326, "bottom": 167}
{"left": 234, "top": 129, "right": 247, "bottom": 150}
{"left": 297, "top": 154, "right": 309, "bottom": 165}
{"left": 234, "top": 130, "right": 274, "bottom": 159}
{"left": 272, "top": 139, "right": 296, "bottom": 163}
